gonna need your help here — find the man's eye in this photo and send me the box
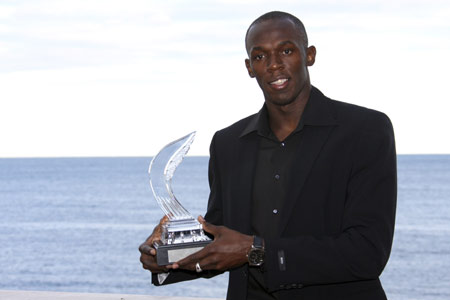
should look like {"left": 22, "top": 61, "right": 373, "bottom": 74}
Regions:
{"left": 283, "top": 49, "right": 293, "bottom": 55}
{"left": 254, "top": 54, "right": 264, "bottom": 60}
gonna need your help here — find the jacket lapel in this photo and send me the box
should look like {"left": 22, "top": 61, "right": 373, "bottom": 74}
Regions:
{"left": 277, "top": 125, "right": 335, "bottom": 235}
{"left": 277, "top": 87, "right": 339, "bottom": 235}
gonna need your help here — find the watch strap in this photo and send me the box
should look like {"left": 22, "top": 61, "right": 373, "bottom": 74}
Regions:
{"left": 253, "top": 235, "right": 264, "bottom": 249}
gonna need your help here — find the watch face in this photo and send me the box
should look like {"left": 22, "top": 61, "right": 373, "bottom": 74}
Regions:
{"left": 248, "top": 248, "right": 264, "bottom": 266}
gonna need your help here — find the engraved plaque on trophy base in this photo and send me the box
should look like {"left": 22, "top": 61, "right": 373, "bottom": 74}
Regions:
{"left": 154, "top": 240, "right": 211, "bottom": 265}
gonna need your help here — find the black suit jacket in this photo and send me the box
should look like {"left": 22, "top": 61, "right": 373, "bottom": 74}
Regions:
{"left": 153, "top": 87, "right": 397, "bottom": 300}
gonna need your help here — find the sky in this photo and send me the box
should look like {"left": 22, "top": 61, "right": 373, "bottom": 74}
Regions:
{"left": 1, "top": 0, "right": 449, "bottom": 157}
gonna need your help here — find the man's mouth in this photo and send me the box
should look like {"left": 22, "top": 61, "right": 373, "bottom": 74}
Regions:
{"left": 269, "top": 78, "right": 289, "bottom": 89}
{"left": 270, "top": 78, "right": 288, "bottom": 85}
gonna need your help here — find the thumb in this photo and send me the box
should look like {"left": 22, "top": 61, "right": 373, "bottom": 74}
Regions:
{"left": 159, "top": 215, "right": 169, "bottom": 225}
{"left": 198, "top": 215, "right": 219, "bottom": 236}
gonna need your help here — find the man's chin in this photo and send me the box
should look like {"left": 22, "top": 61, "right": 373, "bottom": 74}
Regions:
{"left": 266, "top": 96, "right": 297, "bottom": 107}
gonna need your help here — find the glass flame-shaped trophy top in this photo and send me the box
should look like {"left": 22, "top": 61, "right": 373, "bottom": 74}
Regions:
{"left": 148, "top": 132, "right": 196, "bottom": 221}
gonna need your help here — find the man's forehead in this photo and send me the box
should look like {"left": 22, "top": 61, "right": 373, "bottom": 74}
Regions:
{"left": 251, "top": 17, "right": 296, "bottom": 29}
{"left": 246, "top": 18, "right": 303, "bottom": 50}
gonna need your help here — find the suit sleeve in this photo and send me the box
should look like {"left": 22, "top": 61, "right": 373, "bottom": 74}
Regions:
{"left": 263, "top": 113, "right": 397, "bottom": 291}
{"left": 204, "top": 132, "right": 224, "bottom": 226}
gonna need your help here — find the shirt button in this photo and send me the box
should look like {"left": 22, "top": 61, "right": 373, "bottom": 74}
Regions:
{"left": 273, "top": 209, "right": 278, "bottom": 214}
{"left": 274, "top": 174, "right": 280, "bottom": 180}
{"left": 280, "top": 142, "right": 285, "bottom": 147}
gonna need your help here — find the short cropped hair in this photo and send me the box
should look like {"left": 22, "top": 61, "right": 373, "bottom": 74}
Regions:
{"left": 245, "top": 11, "right": 308, "bottom": 51}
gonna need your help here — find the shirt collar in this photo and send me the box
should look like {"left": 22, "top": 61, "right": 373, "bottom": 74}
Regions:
{"left": 240, "top": 86, "right": 338, "bottom": 138}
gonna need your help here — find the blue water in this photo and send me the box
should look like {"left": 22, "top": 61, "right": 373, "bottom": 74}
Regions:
{"left": 0, "top": 156, "right": 449, "bottom": 299}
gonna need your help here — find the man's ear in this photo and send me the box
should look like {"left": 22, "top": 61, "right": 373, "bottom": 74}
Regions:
{"left": 306, "top": 46, "right": 316, "bottom": 66}
{"left": 245, "top": 59, "right": 255, "bottom": 78}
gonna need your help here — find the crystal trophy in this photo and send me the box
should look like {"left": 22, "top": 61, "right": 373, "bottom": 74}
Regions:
{"left": 148, "top": 131, "right": 211, "bottom": 265}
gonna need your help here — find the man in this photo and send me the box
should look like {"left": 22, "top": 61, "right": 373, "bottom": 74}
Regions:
{"left": 140, "top": 11, "right": 397, "bottom": 300}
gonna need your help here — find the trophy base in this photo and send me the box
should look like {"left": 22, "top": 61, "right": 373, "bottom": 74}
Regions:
{"left": 153, "top": 240, "right": 212, "bottom": 265}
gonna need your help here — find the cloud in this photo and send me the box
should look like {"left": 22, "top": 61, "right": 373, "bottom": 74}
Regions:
{"left": 1, "top": 0, "right": 449, "bottom": 156}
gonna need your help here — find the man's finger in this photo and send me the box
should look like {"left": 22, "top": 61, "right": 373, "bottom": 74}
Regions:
{"left": 159, "top": 215, "right": 169, "bottom": 225}
{"left": 139, "top": 244, "right": 154, "bottom": 255}
{"left": 141, "top": 258, "right": 171, "bottom": 273}
{"left": 198, "top": 215, "right": 219, "bottom": 236}
{"left": 175, "top": 253, "right": 197, "bottom": 268}
{"left": 174, "top": 245, "right": 209, "bottom": 270}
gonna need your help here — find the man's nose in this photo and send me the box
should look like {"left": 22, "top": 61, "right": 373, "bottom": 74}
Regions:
{"left": 267, "top": 54, "right": 283, "bottom": 71}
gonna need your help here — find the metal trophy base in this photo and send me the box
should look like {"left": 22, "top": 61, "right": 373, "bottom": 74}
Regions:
{"left": 153, "top": 239, "right": 211, "bottom": 265}
{"left": 153, "top": 219, "right": 212, "bottom": 265}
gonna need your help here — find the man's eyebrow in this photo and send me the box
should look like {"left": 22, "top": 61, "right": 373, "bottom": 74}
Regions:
{"left": 278, "top": 40, "right": 295, "bottom": 47}
{"left": 250, "top": 46, "right": 263, "bottom": 53}
{"left": 249, "top": 40, "right": 296, "bottom": 54}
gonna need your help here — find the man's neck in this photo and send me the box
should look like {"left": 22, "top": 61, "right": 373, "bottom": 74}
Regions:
{"left": 266, "top": 85, "right": 311, "bottom": 141}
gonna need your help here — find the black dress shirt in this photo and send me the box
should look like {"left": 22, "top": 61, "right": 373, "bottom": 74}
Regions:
{"left": 242, "top": 104, "right": 307, "bottom": 300}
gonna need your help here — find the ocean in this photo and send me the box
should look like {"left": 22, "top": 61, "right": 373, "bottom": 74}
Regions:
{"left": 0, "top": 155, "right": 449, "bottom": 299}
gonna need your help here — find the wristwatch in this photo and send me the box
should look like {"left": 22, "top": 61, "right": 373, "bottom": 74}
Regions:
{"left": 247, "top": 235, "right": 265, "bottom": 266}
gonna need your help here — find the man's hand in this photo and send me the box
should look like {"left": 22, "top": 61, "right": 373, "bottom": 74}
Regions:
{"left": 172, "top": 216, "right": 253, "bottom": 272}
{"left": 139, "top": 215, "right": 171, "bottom": 273}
